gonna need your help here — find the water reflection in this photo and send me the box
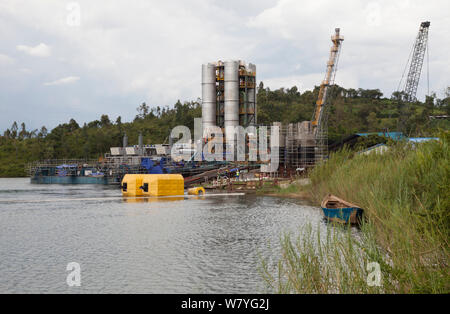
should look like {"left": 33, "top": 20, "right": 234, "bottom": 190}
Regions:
{"left": 122, "top": 196, "right": 186, "bottom": 203}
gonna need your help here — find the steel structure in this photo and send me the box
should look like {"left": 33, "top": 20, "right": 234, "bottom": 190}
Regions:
{"left": 311, "top": 28, "right": 344, "bottom": 133}
{"left": 402, "top": 21, "right": 430, "bottom": 102}
{"left": 310, "top": 28, "right": 344, "bottom": 166}
{"left": 201, "top": 60, "right": 256, "bottom": 136}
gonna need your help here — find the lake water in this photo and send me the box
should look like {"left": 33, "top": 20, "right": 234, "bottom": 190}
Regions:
{"left": 0, "top": 178, "right": 327, "bottom": 293}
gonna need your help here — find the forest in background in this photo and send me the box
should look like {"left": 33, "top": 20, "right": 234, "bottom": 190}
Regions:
{"left": 0, "top": 83, "right": 449, "bottom": 177}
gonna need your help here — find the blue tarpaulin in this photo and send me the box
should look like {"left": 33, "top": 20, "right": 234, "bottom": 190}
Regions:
{"left": 356, "top": 132, "right": 404, "bottom": 140}
{"left": 141, "top": 158, "right": 169, "bottom": 174}
{"left": 56, "top": 164, "right": 77, "bottom": 169}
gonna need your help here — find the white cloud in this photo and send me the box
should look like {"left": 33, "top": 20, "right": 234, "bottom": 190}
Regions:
{"left": 264, "top": 70, "right": 359, "bottom": 93}
{"left": 44, "top": 76, "right": 80, "bottom": 86}
{"left": 0, "top": 0, "right": 449, "bottom": 131}
{"left": 0, "top": 54, "right": 15, "bottom": 66}
{"left": 16, "top": 43, "right": 51, "bottom": 57}
{"left": 248, "top": 0, "right": 450, "bottom": 98}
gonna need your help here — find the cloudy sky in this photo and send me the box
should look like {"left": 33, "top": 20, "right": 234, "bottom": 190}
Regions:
{"left": 0, "top": 0, "right": 448, "bottom": 132}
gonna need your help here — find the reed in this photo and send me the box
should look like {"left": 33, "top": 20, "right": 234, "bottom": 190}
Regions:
{"left": 263, "top": 131, "right": 449, "bottom": 293}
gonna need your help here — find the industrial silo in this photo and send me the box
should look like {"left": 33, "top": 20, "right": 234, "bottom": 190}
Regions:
{"left": 224, "top": 60, "right": 240, "bottom": 130}
{"left": 201, "top": 60, "right": 257, "bottom": 139}
{"left": 201, "top": 63, "right": 216, "bottom": 135}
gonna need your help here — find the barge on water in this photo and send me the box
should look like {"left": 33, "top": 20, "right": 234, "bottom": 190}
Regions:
{"left": 28, "top": 134, "right": 257, "bottom": 185}
{"left": 28, "top": 157, "right": 226, "bottom": 185}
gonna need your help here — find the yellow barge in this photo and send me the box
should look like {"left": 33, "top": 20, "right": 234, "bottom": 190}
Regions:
{"left": 121, "top": 174, "right": 184, "bottom": 197}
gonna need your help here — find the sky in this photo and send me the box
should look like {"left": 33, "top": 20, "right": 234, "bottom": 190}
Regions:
{"left": 0, "top": 0, "right": 449, "bottom": 132}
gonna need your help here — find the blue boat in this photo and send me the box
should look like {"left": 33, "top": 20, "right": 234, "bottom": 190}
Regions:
{"left": 321, "top": 194, "right": 363, "bottom": 224}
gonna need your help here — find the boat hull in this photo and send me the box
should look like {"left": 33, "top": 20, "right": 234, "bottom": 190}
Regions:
{"left": 321, "top": 194, "right": 364, "bottom": 224}
{"left": 321, "top": 206, "right": 363, "bottom": 224}
{"left": 30, "top": 176, "right": 109, "bottom": 184}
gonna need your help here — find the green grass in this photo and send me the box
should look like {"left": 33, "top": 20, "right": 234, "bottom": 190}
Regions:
{"left": 273, "top": 183, "right": 302, "bottom": 195}
{"left": 262, "top": 223, "right": 387, "bottom": 293}
{"left": 262, "top": 131, "right": 450, "bottom": 293}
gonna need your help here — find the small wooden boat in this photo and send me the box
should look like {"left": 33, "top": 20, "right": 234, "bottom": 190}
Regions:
{"left": 321, "top": 194, "right": 363, "bottom": 224}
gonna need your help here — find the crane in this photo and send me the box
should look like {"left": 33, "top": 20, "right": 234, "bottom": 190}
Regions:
{"left": 311, "top": 28, "right": 344, "bottom": 134}
{"left": 400, "top": 21, "right": 430, "bottom": 102}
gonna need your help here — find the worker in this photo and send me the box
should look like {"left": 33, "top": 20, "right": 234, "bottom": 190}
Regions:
{"left": 236, "top": 169, "right": 240, "bottom": 180}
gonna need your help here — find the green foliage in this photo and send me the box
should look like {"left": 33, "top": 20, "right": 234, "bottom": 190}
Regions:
{"left": 0, "top": 100, "right": 201, "bottom": 177}
{"left": 256, "top": 84, "right": 449, "bottom": 143}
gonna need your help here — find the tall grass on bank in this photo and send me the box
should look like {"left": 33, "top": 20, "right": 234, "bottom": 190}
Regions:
{"left": 261, "top": 223, "right": 387, "bottom": 293}
{"left": 263, "top": 131, "right": 449, "bottom": 293}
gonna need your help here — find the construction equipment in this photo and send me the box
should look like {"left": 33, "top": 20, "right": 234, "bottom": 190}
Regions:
{"left": 311, "top": 28, "right": 344, "bottom": 133}
{"left": 400, "top": 21, "right": 430, "bottom": 102}
{"left": 399, "top": 21, "right": 430, "bottom": 102}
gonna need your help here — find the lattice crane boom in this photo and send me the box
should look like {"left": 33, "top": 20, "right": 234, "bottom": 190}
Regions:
{"left": 403, "top": 21, "right": 430, "bottom": 102}
{"left": 311, "top": 28, "right": 344, "bottom": 132}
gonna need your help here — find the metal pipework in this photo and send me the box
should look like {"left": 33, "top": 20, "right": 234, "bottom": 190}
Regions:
{"left": 247, "top": 63, "right": 256, "bottom": 125}
{"left": 138, "top": 133, "right": 143, "bottom": 154}
{"left": 123, "top": 133, "right": 128, "bottom": 148}
{"left": 201, "top": 63, "right": 217, "bottom": 136}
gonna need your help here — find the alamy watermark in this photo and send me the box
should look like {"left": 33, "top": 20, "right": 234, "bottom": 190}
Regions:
{"left": 367, "top": 262, "right": 382, "bottom": 287}
{"left": 170, "top": 118, "right": 280, "bottom": 172}
{"left": 66, "top": 2, "right": 81, "bottom": 27}
{"left": 66, "top": 262, "right": 81, "bottom": 287}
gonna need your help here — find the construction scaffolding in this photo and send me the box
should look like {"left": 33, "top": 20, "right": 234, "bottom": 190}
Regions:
{"left": 275, "top": 121, "right": 324, "bottom": 172}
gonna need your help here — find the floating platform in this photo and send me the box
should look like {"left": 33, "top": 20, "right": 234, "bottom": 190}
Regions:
{"left": 30, "top": 176, "right": 108, "bottom": 184}
{"left": 121, "top": 174, "right": 184, "bottom": 197}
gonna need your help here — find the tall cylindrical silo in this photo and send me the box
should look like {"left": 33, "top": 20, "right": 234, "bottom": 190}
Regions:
{"left": 224, "top": 60, "right": 239, "bottom": 129}
{"left": 202, "top": 63, "right": 216, "bottom": 136}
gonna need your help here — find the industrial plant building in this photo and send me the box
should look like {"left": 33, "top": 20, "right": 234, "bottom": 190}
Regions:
{"left": 201, "top": 60, "right": 257, "bottom": 135}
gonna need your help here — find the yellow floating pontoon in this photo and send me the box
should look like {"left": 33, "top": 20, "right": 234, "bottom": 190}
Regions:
{"left": 187, "top": 187, "right": 205, "bottom": 195}
{"left": 121, "top": 174, "right": 184, "bottom": 197}
{"left": 121, "top": 174, "right": 145, "bottom": 197}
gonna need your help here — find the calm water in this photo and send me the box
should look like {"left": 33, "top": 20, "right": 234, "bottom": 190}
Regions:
{"left": 0, "top": 178, "right": 327, "bottom": 293}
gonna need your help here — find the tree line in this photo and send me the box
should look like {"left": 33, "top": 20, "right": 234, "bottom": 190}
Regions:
{"left": 0, "top": 84, "right": 449, "bottom": 177}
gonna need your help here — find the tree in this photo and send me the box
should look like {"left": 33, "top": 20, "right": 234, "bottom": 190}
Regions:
{"left": 19, "top": 122, "right": 28, "bottom": 140}
{"left": 136, "top": 102, "right": 150, "bottom": 119}
{"left": 100, "top": 115, "right": 111, "bottom": 127}
{"left": 68, "top": 119, "right": 80, "bottom": 131}
{"left": 367, "top": 112, "right": 379, "bottom": 130}
{"left": 10, "top": 121, "right": 18, "bottom": 139}
{"left": 38, "top": 126, "right": 48, "bottom": 138}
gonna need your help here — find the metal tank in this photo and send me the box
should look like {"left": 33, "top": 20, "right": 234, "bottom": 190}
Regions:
{"left": 224, "top": 60, "right": 239, "bottom": 129}
{"left": 201, "top": 63, "right": 217, "bottom": 135}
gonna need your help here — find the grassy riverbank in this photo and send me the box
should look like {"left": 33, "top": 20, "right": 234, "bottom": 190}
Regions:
{"left": 263, "top": 131, "right": 449, "bottom": 293}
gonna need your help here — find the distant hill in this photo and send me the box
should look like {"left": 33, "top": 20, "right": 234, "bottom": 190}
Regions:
{"left": 1, "top": 84, "right": 448, "bottom": 177}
